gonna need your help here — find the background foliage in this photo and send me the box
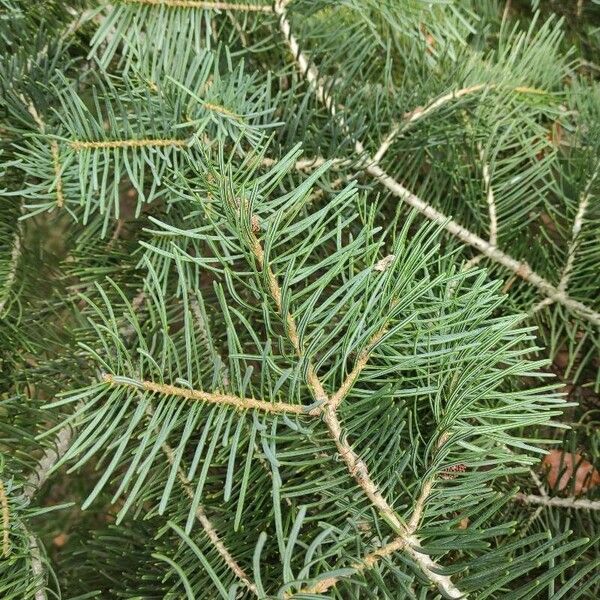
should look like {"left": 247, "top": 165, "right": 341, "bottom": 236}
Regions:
{"left": 1, "top": 0, "right": 599, "bottom": 598}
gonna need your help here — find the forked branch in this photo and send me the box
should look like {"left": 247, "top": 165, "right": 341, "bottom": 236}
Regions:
{"left": 245, "top": 152, "right": 463, "bottom": 596}
{"left": 273, "top": 3, "right": 599, "bottom": 326}
{"left": 329, "top": 324, "right": 388, "bottom": 411}
{"left": 290, "top": 434, "right": 455, "bottom": 598}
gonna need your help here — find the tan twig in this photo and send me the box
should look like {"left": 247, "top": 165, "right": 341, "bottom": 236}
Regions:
{"left": 287, "top": 536, "right": 407, "bottom": 597}
{"left": 364, "top": 134, "right": 600, "bottom": 322}
{"left": 364, "top": 162, "right": 600, "bottom": 325}
{"left": 515, "top": 493, "right": 600, "bottom": 511}
{"left": 260, "top": 155, "right": 353, "bottom": 173}
{"left": 69, "top": 138, "right": 188, "bottom": 150}
{"left": 0, "top": 228, "right": 21, "bottom": 314}
{"left": 202, "top": 101, "right": 242, "bottom": 119}
{"left": 28, "top": 533, "right": 48, "bottom": 600}
{"left": 407, "top": 479, "right": 435, "bottom": 535}
{"left": 138, "top": 289, "right": 257, "bottom": 593}
{"left": 403, "top": 84, "right": 488, "bottom": 125}
{"left": 404, "top": 84, "right": 545, "bottom": 126}
{"left": 528, "top": 297, "right": 554, "bottom": 316}
{"left": 371, "top": 125, "right": 400, "bottom": 165}
{"left": 249, "top": 237, "right": 329, "bottom": 405}
{"left": 480, "top": 145, "right": 498, "bottom": 247}
{"left": 462, "top": 143, "right": 498, "bottom": 272}
{"left": 50, "top": 141, "right": 65, "bottom": 208}
{"left": 156, "top": 421, "right": 258, "bottom": 594}
{"left": 24, "top": 422, "right": 76, "bottom": 500}
{"left": 103, "top": 373, "right": 307, "bottom": 414}
{"left": 373, "top": 84, "right": 546, "bottom": 165}
{"left": 122, "top": 0, "right": 273, "bottom": 11}
{"left": 0, "top": 480, "right": 9, "bottom": 558}
{"left": 22, "top": 98, "right": 46, "bottom": 131}
{"left": 321, "top": 405, "right": 408, "bottom": 531}
{"left": 329, "top": 325, "right": 388, "bottom": 411}
{"left": 21, "top": 97, "right": 65, "bottom": 207}
{"left": 407, "top": 433, "right": 451, "bottom": 534}
{"left": 558, "top": 168, "right": 598, "bottom": 293}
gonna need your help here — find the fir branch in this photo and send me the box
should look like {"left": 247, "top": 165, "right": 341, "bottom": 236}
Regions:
{"left": 5, "top": 4, "right": 597, "bottom": 596}
{"left": 121, "top": 0, "right": 274, "bottom": 11}
{"left": 403, "top": 84, "right": 490, "bottom": 126}
{"left": 249, "top": 216, "right": 401, "bottom": 528}
{"left": 246, "top": 197, "right": 463, "bottom": 597}
{"left": 515, "top": 493, "right": 600, "bottom": 511}
{"left": 260, "top": 155, "right": 352, "bottom": 172}
{"left": 329, "top": 257, "right": 399, "bottom": 410}
{"left": 363, "top": 153, "right": 600, "bottom": 326}
{"left": 371, "top": 126, "right": 400, "bottom": 166}
{"left": 407, "top": 434, "right": 450, "bottom": 533}
{"left": 529, "top": 296, "right": 554, "bottom": 316}
{"left": 103, "top": 374, "right": 308, "bottom": 414}
{"left": 480, "top": 143, "right": 498, "bottom": 245}
{"left": 273, "top": 3, "right": 600, "bottom": 326}
{"left": 402, "top": 84, "right": 546, "bottom": 128}
{"left": 249, "top": 234, "right": 329, "bottom": 405}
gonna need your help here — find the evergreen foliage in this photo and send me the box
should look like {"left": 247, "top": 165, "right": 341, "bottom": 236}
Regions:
{"left": 1, "top": 1, "right": 599, "bottom": 598}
